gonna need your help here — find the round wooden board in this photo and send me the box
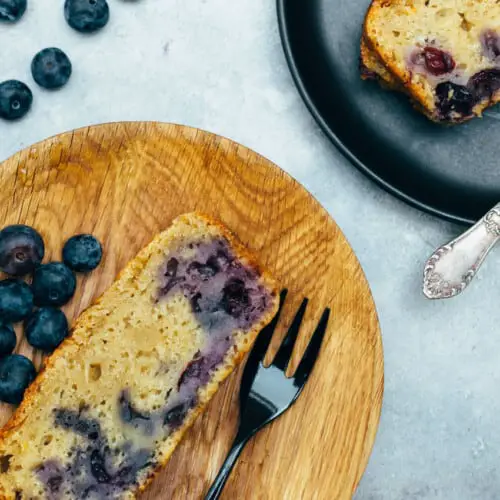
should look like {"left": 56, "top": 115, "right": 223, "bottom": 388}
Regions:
{"left": 0, "top": 122, "right": 383, "bottom": 500}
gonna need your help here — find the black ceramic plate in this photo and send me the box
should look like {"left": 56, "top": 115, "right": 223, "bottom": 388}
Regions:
{"left": 277, "top": 0, "right": 500, "bottom": 224}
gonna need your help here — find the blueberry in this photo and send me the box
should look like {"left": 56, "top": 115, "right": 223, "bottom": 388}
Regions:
{"left": 0, "top": 354, "right": 36, "bottom": 405}
{"left": 0, "top": 225, "right": 44, "bottom": 276}
{"left": 62, "top": 234, "right": 102, "bottom": 272}
{"left": 435, "top": 81, "right": 474, "bottom": 119}
{"left": 190, "top": 292, "right": 202, "bottom": 312}
{"left": 46, "top": 475, "right": 63, "bottom": 494}
{"left": 0, "top": 323, "right": 16, "bottom": 357}
{"left": 64, "top": 0, "right": 109, "bottom": 33}
{"left": 0, "top": 80, "right": 32, "bottom": 121}
{"left": 53, "top": 408, "right": 102, "bottom": 440}
{"left": 221, "top": 278, "right": 250, "bottom": 318}
{"left": 31, "top": 48, "right": 72, "bottom": 90}
{"left": 208, "top": 250, "right": 231, "bottom": 271}
{"left": 187, "top": 261, "right": 218, "bottom": 281}
{"left": 25, "top": 308, "right": 68, "bottom": 351}
{"left": 0, "top": 280, "right": 33, "bottom": 323}
{"left": 90, "top": 450, "right": 111, "bottom": 483}
{"left": 481, "top": 30, "right": 500, "bottom": 60}
{"left": 0, "top": 0, "right": 27, "bottom": 22}
{"left": 118, "top": 390, "right": 150, "bottom": 424}
{"left": 164, "top": 257, "right": 178, "bottom": 278}
{"left": 160, "top": 276, "right": 185, "bottom": 296}
{"left": 178, "top": 357, "right": 203, "bottom": 389}
{"left": 163, "top": 400, "right": 194, "bottom": 429}
{"left": 423, "top": 47, "right": 455, "bottom": 76}
{"left": 468, "top": 69, "right": 500, "bottom": 101}
{"left": 36, "top": 461, "right": 65, "bottom": 496}
{"left": 32, "top": 263, "right": 76, "bottom": 307}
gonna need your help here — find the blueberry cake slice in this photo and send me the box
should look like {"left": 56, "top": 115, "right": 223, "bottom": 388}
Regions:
{"left": 362, "top": 0, "right": 500, "bottom": 123}
{"left": 360, "top": 35, "right": 401, "bottom": 88}
{"left": 0, "top": 213, "right": 279, "bottom": 499}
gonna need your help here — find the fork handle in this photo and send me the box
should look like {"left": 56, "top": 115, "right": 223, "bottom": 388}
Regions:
{"left": 204, "top": 430, "right": 249, "bottom": 500}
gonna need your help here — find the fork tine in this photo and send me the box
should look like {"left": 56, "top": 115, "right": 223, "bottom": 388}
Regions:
{"left": 293, "top": 308, "right": 330, "bottom": 386}
{"left": 271, "top": 298, "right": 308, "bottom": 371}
{"left": 247, "top": 289, "right": 288, "bottom": 366}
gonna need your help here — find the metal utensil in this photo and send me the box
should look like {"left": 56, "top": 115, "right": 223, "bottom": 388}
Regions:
{"left": 423, "top": 203, "right": 500, "bottom": 299}
{"left": 204, "top": 289, "right": 330, "bottom": 499}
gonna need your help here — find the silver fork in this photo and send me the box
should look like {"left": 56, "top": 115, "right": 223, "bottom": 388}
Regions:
{"left": 204, "top": 289, "right": 330, "bottom": 499}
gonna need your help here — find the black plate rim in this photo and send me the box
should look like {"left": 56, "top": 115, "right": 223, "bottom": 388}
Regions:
{"left": 276, "top": 0, "right": 471, "bottom": 225}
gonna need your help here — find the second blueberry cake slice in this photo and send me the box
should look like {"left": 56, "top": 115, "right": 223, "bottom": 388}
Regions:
{"left": 363, "top": 0, "right": 500, "bottom": 123}
{"left": 0, "top": 213, "right": 279, "bottom": 499}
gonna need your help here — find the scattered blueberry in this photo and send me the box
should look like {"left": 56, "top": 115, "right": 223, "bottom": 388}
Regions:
{"left": 423, "top": 47, "right": 455, "bottom": 76}
{"left": 31, "top": 263, "right": 76, "bottom": 307}
{"left": 31, "top": 48, "right": 72, "bottom": 90}
{"left": 481, "top": 29, "right": 500, "bottom": 60}
{"left": 0, "top": 224, "right": 44, "bottom": 276}
{"left": 64, "top": 0, "right": 109, "bottom": 33}
{"left": 435, "top": 81, "right": 474, "bottom": 119}
{"left": 0, "top": 354, "right": 36, "bottom": 405}
{"left": 0, "top": 280, "right": 33, "bottom": 323}
{"left": 0, "top": 80, "right": 32, "bottom": 121}
{"left": 468, "top": 69, "right": 500, "bottom": 101}
{"left": 0, "top": 323, "right": 16, "bottom": 357}
{"left": 62, "top": 234, "right": 102, "bottom": 272}
{"left": 25, "top": 308, "right": 69, "bottom": 351}
{"left": 0, "top": 0, "right": 27, "bottom": 23}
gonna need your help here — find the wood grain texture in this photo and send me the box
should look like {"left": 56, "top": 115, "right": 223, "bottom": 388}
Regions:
{"left": 0, "top": 122, "right": 383, "bottom": 500}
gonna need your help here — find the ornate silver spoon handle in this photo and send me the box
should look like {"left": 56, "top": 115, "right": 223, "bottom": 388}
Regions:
{"left": 423, "top": 203, "right": 500, "bottom": 299}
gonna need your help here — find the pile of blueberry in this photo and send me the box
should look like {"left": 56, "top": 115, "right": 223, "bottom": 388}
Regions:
{"left": 0, "top": 0, "right": 125, "bottom": 121}
{"left": 0, "top": 224, "right": 102, "bottom": 405}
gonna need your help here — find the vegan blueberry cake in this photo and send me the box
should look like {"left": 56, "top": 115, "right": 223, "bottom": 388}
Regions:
{"left": 362, "top": 0, "right": 500, "bottom": 123}
{"left": 0, "top": 213, "right": 279, "bottom": 499}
